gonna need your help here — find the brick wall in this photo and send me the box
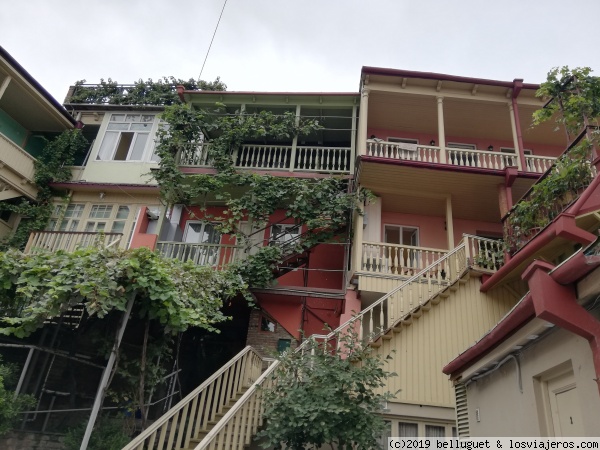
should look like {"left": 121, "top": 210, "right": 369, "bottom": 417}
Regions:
{"left": 245, "top": 309, "right": 298, "bottom": 357}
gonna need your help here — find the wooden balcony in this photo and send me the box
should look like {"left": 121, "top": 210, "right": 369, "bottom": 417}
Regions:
{"left": 365, "top": 139, "right": 556, "bottom": 174}
{"left": 0, "top": 132, "right": 38, "bottom": 200}
{"left": 360, "top": 241, "right": 449, "bottom": 277}
{"left": 179, "top": 143, "right": 352, "bottom": 174}
{"left": 24, "top": 231, "right": 124, "bottom": 254}
{"left": 155, "top": 241, "right": 241, "bottom": 269}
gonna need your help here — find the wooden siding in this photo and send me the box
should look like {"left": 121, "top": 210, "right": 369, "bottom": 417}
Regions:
{"left": 372, "top": 274, "right": 519, "bottom": 407}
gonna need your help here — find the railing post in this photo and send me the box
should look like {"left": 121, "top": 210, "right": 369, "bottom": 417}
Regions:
{"left": 437, "top": 96, "right": 447, "bottom": 164}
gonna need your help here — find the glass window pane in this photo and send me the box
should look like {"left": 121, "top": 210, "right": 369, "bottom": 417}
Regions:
{"left": 90, "top": 205, "right": 113, "bottom": 219}
{"left": 425, "top": 425, "right": 445, "bottom": 437}
{"left": 125, "top": 114, "right": 141, "bottom": 122}
{"left": 111, "top": 221, "right": 125, "bottom": 233}
{"left": 107, "top": 123, "right": 130, "bottom": 131}
{"left": 398, "top": 422, "right": 418, "bottom": 437}
{"left": 203, "top": 223, "right": 221, "bottom": 244}
{"left": 46, "top": 219, "right": 57, "bottom": 231}
{"left": 130, "top": 123, "right": 152, "bottom": 131}
{"left": 129, "top": 133, "right": 149, "bottom": 160}
{"left": 110, "top": 114, "right": 126, "bottom": 122}
{"left": 141, "top": 115, "right": 154, "bottom": 122}
{"left": 114, "top": 132, "right": 134, "bottom": 160}
{"left": 116, "top": 206, "right": 130, "bottom": 219}
{"left": 97, "top": 131, "right": 119, "bottom": 160}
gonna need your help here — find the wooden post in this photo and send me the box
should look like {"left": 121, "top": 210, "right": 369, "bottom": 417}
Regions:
{"left": 80, "top": 294, "right": 135, "bottom": 450}
{"left": 290, "top": 104, "right": 301, "bottom": 172}
{"left": 437, "top": 96, "right": 447, "bottom": 163}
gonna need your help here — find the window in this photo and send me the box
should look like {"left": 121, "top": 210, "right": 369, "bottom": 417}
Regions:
{"left": 447, "top": 142, "right": 476, "bottom": 150}
{"left": 270, "top": 224, "right": 301, "bottom": 248}
{"left": 181, "top": 221, "right": 222, "bottom": 266}
{"left": 260, "top": 316, "right": 276, "bottom": 333}
{"left": 47, "top": 203, "right": 131, "bottom": 235}
{"left": 398, "top": 422, "right": 418, "bottom": 437}
{"left": 97, "top": 114, "right": 156, "bottom": 161}
{"left": 388, "top": 137, "right": 419, "bottom": 145}
{"left": 47, "top": 204, "right": 85, "bottom": 232}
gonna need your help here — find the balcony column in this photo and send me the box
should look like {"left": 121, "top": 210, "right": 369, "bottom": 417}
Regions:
{"left": 290, "top": 104, "right": 301, "bottom": 172}
{"left": 352, "top": 197, "right": 365, "bottom": 275}
{"left": 446, "top": 195, "right": 454, "bottom": 249}
{"left": 350, "top": 104, "right": 358, "bottom": 173}
{"left": 508, "top": 101, "right": 524, "bottom": 171}
{"left": 358, "top": 87, "right": 369, "bottom": 156}
{"left": 437, "top": 96, "right": 447, "bottom": 163}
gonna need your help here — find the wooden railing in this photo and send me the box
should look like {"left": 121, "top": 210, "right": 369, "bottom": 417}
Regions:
{"left": 24, "top": 231, "right": 124, "bottom": 254}
{"left": 366, "top": 139, "right": 557, "bottom": 174}
{"left": 463, "top": 234, "right": 505, "bottom": 272}
{"left": 360, "top": 242, "right": 448, "bottom": 277}
{"left": 122, "top": 347, "right": 264, "bottom": 450}
{"left": 147, "top": 235, "right": 502, "bottom": 450}
{"left": 179, "top": 144, "right": 352, "bottom": 174}
{"left": 155, "top": 242, "right": 240, "bottom": 269}
{"left": 525, "top": 154, "right": 555, "bottom": 173}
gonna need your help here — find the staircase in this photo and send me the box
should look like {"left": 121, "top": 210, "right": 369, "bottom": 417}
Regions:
{"left": 122, "top": 347, "right": 265, "bottom": 450}
{"left": 122, "top": 234, "right": 501, "bottom": 450}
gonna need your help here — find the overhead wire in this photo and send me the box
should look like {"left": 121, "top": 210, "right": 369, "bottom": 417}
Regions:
{"left": 198, "top": 0, "right": 229, "bottom": 82}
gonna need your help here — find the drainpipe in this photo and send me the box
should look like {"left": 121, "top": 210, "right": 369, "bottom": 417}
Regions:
{"left": 522, "top": 257, "right": 600, "bottom": 395}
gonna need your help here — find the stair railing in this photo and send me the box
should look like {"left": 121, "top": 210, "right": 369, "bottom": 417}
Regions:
{"left": 122, "top": 346, "right": 263, "bottom": 450}
{"left": 192, "top": 238, "right": 471, "bottom": 450}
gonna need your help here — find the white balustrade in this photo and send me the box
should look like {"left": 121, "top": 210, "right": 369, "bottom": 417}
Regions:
{"left": 156, "top": 241, "right": 239, "bottom": 268}
{"left": 525, "top": 154, "right": 556, "bottom": 173}
{"left": 366, "top": 139, "right": 557, "bottom": 174}
{"left": 463, "top": 234, "right": 505, "bottom": 272}
{"left": 366, "top": 140, "right": 440, "bottom": 164}
{"left": 361, "top": 241, "right": 448, "bottom": 277}
{"left": 179, "top": 143, "right": 212, "bottom": 167}
{"left": 235, "top": 145, "right": 291, "bottom": 170}
{"left": 178, "top": 143, "right": 352, "bottom": 173}
{"left": 24, "top": 231, "right": 124, "bottom": 254}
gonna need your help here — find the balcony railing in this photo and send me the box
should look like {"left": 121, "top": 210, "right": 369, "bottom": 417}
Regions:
{"left": 365, "top": 139, "right": 557, "bottom": 173}
{"left": 155, "top": 241, "right": 240, "bottom": 269}
{"left": 179, "top": 143, "right": 352, "bottom": 173}
{"left": 360, "top": 242, "right": 449, "bottom": 277}
{"left": 503, "top": 127, "right": 597, "bottom": 254}
{"left": 24, "top": 231, "right": 124, "bottom": 254}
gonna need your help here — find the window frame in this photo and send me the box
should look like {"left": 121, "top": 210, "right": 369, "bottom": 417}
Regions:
{"left": 96, "top": 113, "right": 160, "bottom": 162}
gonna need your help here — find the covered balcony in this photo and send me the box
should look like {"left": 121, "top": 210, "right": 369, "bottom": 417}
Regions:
{"left": 179, "top": 142, "right": 352, "bottom": 174}
{"left": 358, "top": 69, "right": 568, "bottom": 179}
{"left": 24, "top": 231, "right": 125, "bottom": 254}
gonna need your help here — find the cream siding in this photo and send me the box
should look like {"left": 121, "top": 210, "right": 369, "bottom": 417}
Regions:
{"left": 373, "top": 274, "right": 518, "bottom": 407}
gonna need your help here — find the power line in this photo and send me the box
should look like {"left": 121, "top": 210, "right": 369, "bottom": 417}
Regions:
{"left": 198, "top": 0, "right": 228, "bottom": 83}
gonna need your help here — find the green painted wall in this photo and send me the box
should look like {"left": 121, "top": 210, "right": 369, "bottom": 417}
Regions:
{"left": 0, "top": 108, "right": 28, "bottom": 147}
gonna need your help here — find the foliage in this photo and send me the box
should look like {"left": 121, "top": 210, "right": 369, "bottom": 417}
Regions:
{"left": 258, "top": 329, "right": 396, "bottom": 450}
{"left": 154, "top": 103, "right": 369, "bottom": 288}
{"left": 68, "top": 76, "right": 226, "bottom": 106}
{"left": 0, "top": 129, "right": 89, "bottom": 251}
{"left": 534, "top": 67, "right": 600, "bottom": 135}
{"left": 63, "top": 418, "right": 131, "bottom": 450}
{"left": 506, "top": 67, "right": 600, "bottom": 252}
{"left": 0, "top": 246, "right": 244, "bottom": 338}
{"left": 0, "top": 356, "right": 35, "bottom": 436}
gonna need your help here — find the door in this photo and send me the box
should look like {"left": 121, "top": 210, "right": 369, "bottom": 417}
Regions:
{"left": 183, "top": 222, "right": 222, "bottom": 265}
{"left": 384, "top": 225, "right": 420, "bottom": 272}
{"left": 547, "top": 372, "right": 584, "bottom": 436}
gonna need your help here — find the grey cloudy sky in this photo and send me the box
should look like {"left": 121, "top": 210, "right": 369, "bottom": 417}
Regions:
{"left": 2, "top": 0, "right": 600, "bottom": 102}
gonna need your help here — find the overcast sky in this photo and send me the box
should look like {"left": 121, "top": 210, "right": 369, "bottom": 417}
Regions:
{"left": 2, "top": 0, "right": 600, "bottom": 102}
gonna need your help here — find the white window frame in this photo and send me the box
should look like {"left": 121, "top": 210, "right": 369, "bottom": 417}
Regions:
{"left": 387, "top": 137, "right": 419, "bottom": 144}
{"left": 447, "top": 142, "right": 476, "bottom": 150}
{"left": 500, "top": 147, "right": 533, "bottom": 155}
{"left": 388, "top": 419, "right": 456, "bottom": 438}
{"left": 183, "top": 221, "right": 222, "bottom": 245}
{"left": 96, "top": 113, "right": 160, "bottom": 162}
{"left": 270, "top": 223, "right": 301, "bottom": 246}
{"left": 383, "top": 224, "right": 419, "bottom": 247}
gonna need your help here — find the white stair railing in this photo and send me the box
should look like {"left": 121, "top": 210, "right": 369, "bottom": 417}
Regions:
{"left": 122, "top": 346, "right": 263, "bottom": 450}
{"left": 191, "top": 238, "right": 475, "bottom": 450}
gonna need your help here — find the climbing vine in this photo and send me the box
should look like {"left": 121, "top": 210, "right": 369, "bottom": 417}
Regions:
{"left": 154, "top": 103, "right": 370, "bottom": 288}
{"left": 504, "top": 67, "right": 599, "bottom": 252}
{"left": 68, "top": 77, "right": 226, "bottom": 106}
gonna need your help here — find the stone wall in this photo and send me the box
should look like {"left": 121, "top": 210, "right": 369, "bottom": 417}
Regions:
{"left": 1, "top": 431, "right": 65, "bottom": 450}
